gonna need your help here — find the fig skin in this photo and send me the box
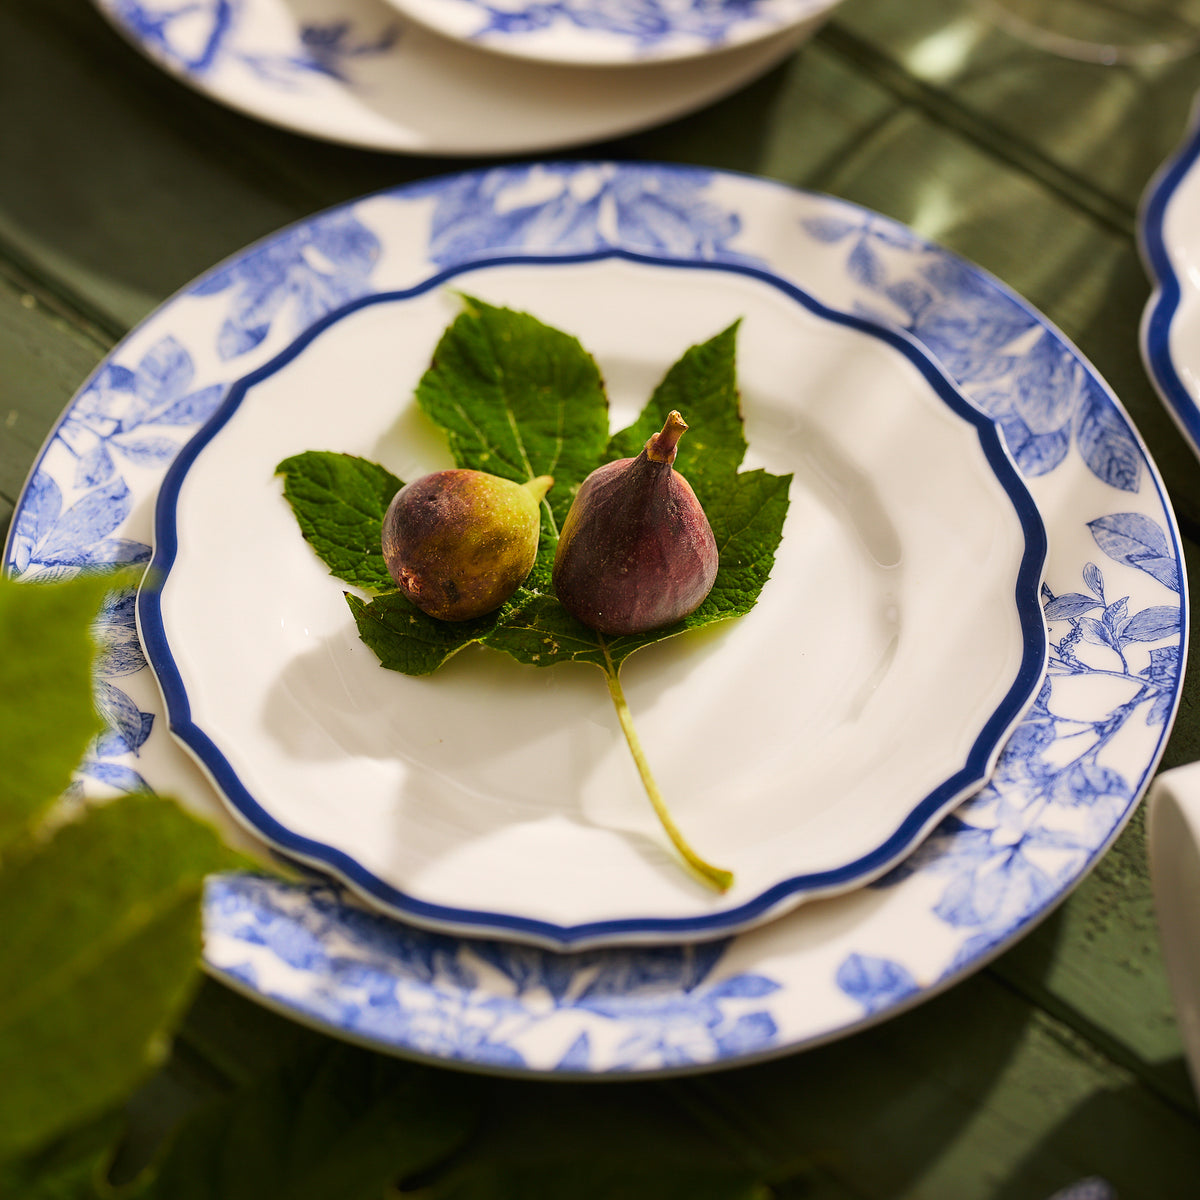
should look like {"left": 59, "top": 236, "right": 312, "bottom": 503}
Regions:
{"left": 552, "top": 411, "right": 718, "bottom": 636}
{"left": 382, "top": 470, "right": 553, "bottom": 621}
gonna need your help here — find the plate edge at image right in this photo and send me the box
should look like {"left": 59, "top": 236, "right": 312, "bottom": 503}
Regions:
{"left": 1140, "top": 94, "right": 1200, "bottom": 458}
{"left": 4, "top": 162, "right": 1187, "bottom": 1077}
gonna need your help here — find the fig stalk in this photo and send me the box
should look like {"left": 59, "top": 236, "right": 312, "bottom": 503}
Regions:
{"left": 603, "top": 660, "right": 732, "bottom": 892}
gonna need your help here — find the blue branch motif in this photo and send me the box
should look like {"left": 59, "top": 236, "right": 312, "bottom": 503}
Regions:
{"left": 802, "top": 214, "right": 1142, "bottom": 491}
{"left": 205, "top": 875, "right": 782, "bottom": 1071}
{"left": 101, "top": 1, "right": 399, "bottom": 85}
{"left": 838, "top": 513, "right": 1182, "bottom": 1004}
{"left": 457, "top": 0, "right": 767, "bottom": 51}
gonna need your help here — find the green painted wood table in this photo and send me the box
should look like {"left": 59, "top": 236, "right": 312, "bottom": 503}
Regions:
{"left": 5, "top": 0, "right": 1200, "bottom": 1195}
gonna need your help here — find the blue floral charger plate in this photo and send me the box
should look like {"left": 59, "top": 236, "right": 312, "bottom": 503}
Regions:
{"left": 6, "top": 164, "right": 1186, "bottom": 1076}
{"left": 92, "top": 0, "right": 809, "bottom": 154}
{"left": 1140, "top": 96, "right": 1200, "bottom": 460}
{"left": 380, "top": 0, "right": 838, "bottom": 66}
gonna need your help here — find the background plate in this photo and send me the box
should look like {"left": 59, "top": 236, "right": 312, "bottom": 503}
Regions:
{"left": 5, "top": 163, "right": 1186, "bottom": 1075}
{"left": 93, "top": 0, "right": 808, "bottom": 154}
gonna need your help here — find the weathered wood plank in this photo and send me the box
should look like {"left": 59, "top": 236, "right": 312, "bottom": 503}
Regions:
{"left": 0, "top": 0, "right": 301, "bottom": 332}
{"left": 681, "top": 968, "right": 1200, "bottom": 1199}
{"left": 0, "top": 270, "right": 106, "bottom": 535}
{"left": 832, "top": 0, "right": 1200, "bottom": 214}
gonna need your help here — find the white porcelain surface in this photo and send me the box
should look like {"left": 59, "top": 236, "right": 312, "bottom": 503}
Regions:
{"left": 143, "top": 257, "right": 1046, "bottom": 947}
{"left": 93, "top": 0, "right": 806, "bottom": 154}
{"left": 380, "top": 0, "right": 833, "bottom": 66}
{"left": 6, "top": 164, "right": 1185, "bottom": 1074}
{"left": 1148, "top": 763, "right": 1200, "bottom": 1101}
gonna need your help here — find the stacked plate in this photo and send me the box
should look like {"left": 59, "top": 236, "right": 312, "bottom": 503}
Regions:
{"left": 91, "top": 0, "right": 844, "bottom": 155}
{"left": 7, "top": 162, "right": 1186, "bottom": 1076}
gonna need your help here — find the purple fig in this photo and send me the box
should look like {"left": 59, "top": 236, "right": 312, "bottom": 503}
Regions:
{"left": 382, "top": 470, "right": 553, "bottom": 621}
{"left": 552, "top": 411, "right": 718, "bottom": 636}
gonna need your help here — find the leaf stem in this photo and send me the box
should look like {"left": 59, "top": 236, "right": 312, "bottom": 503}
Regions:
{"left": 602, "top": 661, "right": 733, "bottom": 893}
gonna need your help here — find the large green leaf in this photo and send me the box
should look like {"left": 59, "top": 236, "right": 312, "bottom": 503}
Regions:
{"left": 414, "top": 295, "right": 611, "bottom": 536}
{"left": 0, "top": 573, "right": 114, "bottom": 851}
{"left": 0, "top": 792, "right": 242, "bottom": 1164}
{"left": 275, "top": 452, "right": 402, "bottom": 593}
{"left": 286, "top": 304, "right": 791, "bottom": 679}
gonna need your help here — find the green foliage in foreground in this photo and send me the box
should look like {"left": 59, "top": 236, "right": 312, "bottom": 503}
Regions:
{"left": 0, "top": 571, "right": 793, "bottom": 1200}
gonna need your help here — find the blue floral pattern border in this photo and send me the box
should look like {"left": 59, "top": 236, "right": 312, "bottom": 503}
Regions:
{"left": 97, "top": 0, "right": 400, "bottom": 88}
{"left": 394, "top": 0, "right": 824, "bottom": 63}
{"left": 4, "top": 163, "right": 1185, "bottom": 1074}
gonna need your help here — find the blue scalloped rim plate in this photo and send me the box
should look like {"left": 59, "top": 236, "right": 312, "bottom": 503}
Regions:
{"left": 135, "top": 247, "right": 1050, "bottom": 949}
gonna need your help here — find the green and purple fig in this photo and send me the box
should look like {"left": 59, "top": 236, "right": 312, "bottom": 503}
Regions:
{"left": 552, "top": 410, "right": 718, "bottom": 636}
{"left": 382, "top": 470, "right": 553, "bottom": 621}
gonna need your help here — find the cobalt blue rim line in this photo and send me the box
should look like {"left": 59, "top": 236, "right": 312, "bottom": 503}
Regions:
{"left": 1141, "top": 117, "right": 1200, "bottom": 453}
{"left": 138, "top": 246, "right": 1050, "bottom": 949}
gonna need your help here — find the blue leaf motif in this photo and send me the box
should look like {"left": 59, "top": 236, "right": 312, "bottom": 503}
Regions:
{"left": 1043, "top": 592, "right": 1103, "bottom": 620}
{"left": 706, "top": 973, "right": 781, "bottom": 1000}
{"left": 1074, "top": 384, "right": 1141, "bottom": 492}
{"left": 713, "top": 1011, "right": 778, "bottom": 1056}
{"left": 77, "top": 760, "right": 153, "bottom": 793}
{"left": 1142, "top": 644, "right": 1180, "bottom": 684}
{"left": 836, "top": 953, "right": 917, "bottom": 1013}
{"left": 35, "top": 478, "right": 132, "bottom": 567}
{"left": 1083, "top": 562, "right": 1105, "bottom": 598}
{"left": 134, "top": 335, "right": 194, "bottom": 408}
{"left": 75, "top": 442, "right": 116, "bottom": 490}
{"left": 111, "top": 434, "right": 180, "bottom": 467}
{"left": 85, "top": 538, "right": 152, "bottom": 567}
{"left": 800, "top": 215, "right": 861, "bottom": 244}
{"left": 95, "top": 711, "right": 155, "bottom": 757}
{"left": 149, "top": 383, "right": 226, "bottom": 427}
{"left": 1117, "top": 604, "right": 1179, "bottom": 643}
{"left": 1054, "top": 761, "right": 1129, "bottom": 806}
{"left": 94, "top": 680, "right": 152, "bottom": 753}
{"left": 848, "top": 238, "right": 884, "bottom": 287}
{"left": 1088, "top": 513, "right": 1181, "bottom": 593}
{"left": 218, "top": 319, "right": 270, "bottom": 359}
{"left": 557, "top": 1032, "right": 591, "bottom": 1071}
{"left": 12, "top": 470, "right": 63, "bottom": 569}
{"left": 996, "top": 414, "right": 1070, "bottom": 478}
{"left": 1076, "top": 616, "right": 1112, "bottom": 648}
{"left": 1011, "top": 332, "right": 1079, "bottom": 435}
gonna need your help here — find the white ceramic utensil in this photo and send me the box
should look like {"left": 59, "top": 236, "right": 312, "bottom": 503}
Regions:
{"left": 1148, "top": 760, "right": 1200, "bottom": 1099}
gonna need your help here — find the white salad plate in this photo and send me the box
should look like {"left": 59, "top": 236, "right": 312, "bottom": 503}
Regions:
{"left": 136, "top": 254, "right": 1048, "bottom": 948}
{"left": 91, "top": 0, "right": 808, "bottom": 155}
{"left": 1140, "top": 96, "right": 1200, "bottom": 459}
{"left": 379, "top": 0, "right": 835, "bottom": 67}
{"left": 7, "top": 164, "right": 1186, "bottom": 1075}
